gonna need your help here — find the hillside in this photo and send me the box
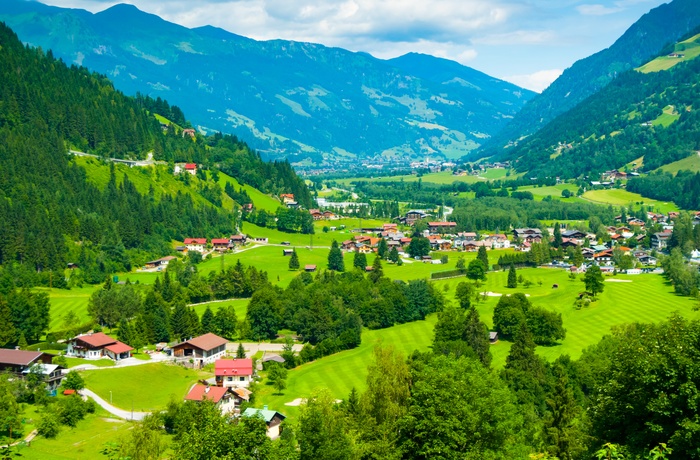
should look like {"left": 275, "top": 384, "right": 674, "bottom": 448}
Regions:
{"left": 0, "top": 0, "right": 535, "bottom": 169}
{"left": 0, "top": 22, "right": 302, "bottom": 286}
{"left": 476, "top": 0, "right": 700, "bottom": 160}
{"left": 498, "top": 33, "right": 700, "bottom": 179}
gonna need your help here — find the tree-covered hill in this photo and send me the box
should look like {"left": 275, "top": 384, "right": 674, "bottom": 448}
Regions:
{"left": 500, "top": 32, "right": 700, "bottom": 179}
{"left": 477, "top": 0, "right": 700, "bottom": 160}
{"left": 0, "top": 22, "right": 310, "bottom": 286}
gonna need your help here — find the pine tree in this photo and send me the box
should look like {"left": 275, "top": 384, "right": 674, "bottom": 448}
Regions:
{"left": 377, "top": 238, "right": 388, "bottom": 259}
{"left": 117, "top": 318, "right": 134, "bottom": 345}
{"left": 477, "top": 246, "right": 489, "bottom": 271}
{"left": 17, "top": 331, "right": 28, "bottom": 350}
{"left": 327, "top": 240, "right": 345, "bottom": 272}
{"left": 388, "top": 247, "right": 400, "bottom": 264}
{"left": 201, "top": 306, "right": 215, "bottom": 334}
{"left": 553, "top": 222, "right": 563, "bottom": 248}
{"left": 353, "top": 251, "right": 367, "bottom": 270}
{"left": 543, "top": 364, "right": 583, "bottom": 460}
{"left": 507, "top": 264, "right": 518, "bottom": 288}
{"left": 0, "top": 300, "right": 16, "bottom": 347}
{"left": 368, "top": 257, "right": 384, "bottom": 283}
{"left": 463, "top": 307, "right": 492, "bottom": 367}
{"left": 289, "top": 249, "right": 300, "bottom": 270}
{"left": 237, "top": 342, "right": 246, "bottom": 359}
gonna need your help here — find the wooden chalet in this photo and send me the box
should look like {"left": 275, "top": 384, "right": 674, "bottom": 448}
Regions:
{"left": 171, "top": 333, "right": 228, "bottom": 365}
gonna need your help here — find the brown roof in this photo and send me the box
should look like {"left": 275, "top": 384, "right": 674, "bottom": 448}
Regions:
{"left": 185, "top": 384, "right": 228, "bottom": 403}
{"left": 175, "top": 333, "right": 228, "bottom": 352}
{"left": 0, "top": 349, "right": 44, "bottom": 366}
{"left": 74, "top": 332, "right": 118, "bottom": 348}
{"left": 104, "top": 342, "right": 134, "bottom": 354}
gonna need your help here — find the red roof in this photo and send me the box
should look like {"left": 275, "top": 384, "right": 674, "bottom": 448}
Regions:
{"left": 185, "top": 163, "right": 197, "bottom": 170}
{"left": 185, "top": 384, "right": 228, "bottom": 403}
{"left": 428, "top": 221, "right": 456, "bottom": 226}
{"left": 184, "top": 238, "right": 207, "bottom": 245}
{"left": 104, "top": 341, "right": 133, "bottom": 355}
{"left": 305, "top": 265, "right": 317, "bottom": 270}
{"left": 211, "top": 238, "right": 229, "bottom": 245}
{"left": 215, "top": 358, "right": 253, "bottom": 377}
{"left": 74, "top": 332, "right": 117, "bottom": 348}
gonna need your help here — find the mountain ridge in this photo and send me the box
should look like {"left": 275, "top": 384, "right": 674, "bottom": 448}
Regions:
{"left": 0, "top": 0, "right": 535, "bottom": 170}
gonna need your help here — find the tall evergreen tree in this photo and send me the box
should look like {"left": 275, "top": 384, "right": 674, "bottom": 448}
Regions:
{"left": 463, "top": 307, "right": 492, "bottom": 367}
{"left": 477, "top": 246, "right": 489, "bottom": 271}
{"left": 353, "top": 251, "right": 367, "bottom": 270}
{"left": 288, "top": 249, "right": 300, "bottom": 271}
{"left": 200, "top": 306, "right": 215, "bottom": 334}
{"left": 508, "top": 264, "right": 518, "bottom": 288}
{"left": 368, "top": 257, "right": 384, "bottom": 283}
{"left": 553, "top": 222, "right": 563, "bottom": 249}
{"left": 377, "top": 238, "right": 389, "bottom": 259}
{"left": 327, "top": 240, "right": 345, "bottom": 272}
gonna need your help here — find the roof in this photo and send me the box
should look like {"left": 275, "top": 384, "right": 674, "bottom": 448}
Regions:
{"left": 174, "top": 333, "right": 228, "bottom": 352}
{"left": 230, "top": 235, "right": 246, "bottom": 240}
{"left": 22, "top": 363, "right": 60, "bottom": 375}
{"left": 304, "top": 265, "right": 317, "bottom": 270}
{"left": 185, "top": 384, "right": 228, "bottom": 403}
{"left": 184, "top": 238, "right": 207, "bottom": 245}
{"left": 104, "top": 341, "right": 134, "bottom": 354}
{"left": 184, "top": 163, "right": 197, "bottom": 170}
{"left": 73, "top": 332, "right": 117, "bottom": 348}
{"left": 233, "top": 387, "right": 253, "bottom": 401}
{"left": 215, "top": 358, "right": 253, "bottom": 377}
{"left": 428, "top": 221, "right": 456, "bottom": 226}
{"left": 242, "top": 408, "right": 286, "bottom": 424}
{"left": 0, "top": 349, "right": 44, "bottom": 366}
{"left": 262, "top": 355, "right": 285, "bottom": 363}
{"left": 211, "top": 238, "right": 230, "bottom": 245}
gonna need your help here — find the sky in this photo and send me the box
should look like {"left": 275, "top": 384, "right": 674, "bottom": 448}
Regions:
{"left": 39, "top": 0, "right": 670, "bottom": 92}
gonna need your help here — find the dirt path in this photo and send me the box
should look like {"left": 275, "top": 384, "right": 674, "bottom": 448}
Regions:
{"left": 80, "top": 389, "right": 149, "bottom": 421}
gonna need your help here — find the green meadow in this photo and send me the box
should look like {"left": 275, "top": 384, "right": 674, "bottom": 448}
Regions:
{"left": 258, "top": 268, "right": 700, "bottom": 418}
{"left": 335, "top": 168, "right": 517, "bottom": 187}
{"left": 82, "top": 363, "right": 208, "bottom": 412}
{"left": 659, "top": 154, "right": 700, "bottom": 174}
{"left": 582, "top": 188, "right": 680, "bottom": 213}
{"left": 517, "top": 184, "right": 579, "bottom": 201}
{"left": 638, "top": 33, "right": 700, "bottom": 73}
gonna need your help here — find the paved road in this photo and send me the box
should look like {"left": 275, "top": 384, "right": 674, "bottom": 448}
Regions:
{"left": 81, "top": 389, "right": 149, "bottom": 421}
{"left": 227, "top": 342, "right": 303, "bottom": 357}
{"left": 66, "top": 352, "right": 170, "bottom": 372}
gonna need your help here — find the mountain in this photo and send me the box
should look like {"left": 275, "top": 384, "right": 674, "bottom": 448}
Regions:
{"left": 0, "top": 1, "right": 534, "bottom": 170}
{"left": 501, "top": 30, "right": 700, "bottom": 179}
{"left": 477, "top": 0, "right": 700, "bottom": 160}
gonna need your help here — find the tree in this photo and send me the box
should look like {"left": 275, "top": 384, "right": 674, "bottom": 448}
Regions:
{"left": 584, "top": 264, "right": 605, "bottom": 297}
{"left": 268, "top": 363, "right": 288, "bottom": 395}
{"left": 236, "top": 343, "right": 246, "bottom": 359}
{"left": 327, "top": 240, "right": 345, "bottom": 272}
{"left": 454, "top": 281, "right": 474, "bottom": 309}
{"left": 399, "top": 355, "right": 526, "bottom": 459}
{"left": 353, "top": 251, "right": 367, "bottom": 270}
{"left": 477, "top": 246, "right": 489, "bottom": 270}
{"left": 388, "top": 246, "right": 400, "bottom": 264}
{"left": 553, "top": 222, "right": 563, "bottom": 248}
{"left": 572, "top": 246, "right": 584, "bottom": 267}
{"left": 368, "top": 257, "right": 384, "bottom": 283}
{"left": 298, "top": 389, "right": 355, "bottom": 460}
{"left": 63, "top": 371, "right": 85, "bottom": 391}
{"left": 377, "top": 238, "right": 388, "bottom": 259}
{"left": 119, "top": 414, "right": 166, "bottom": 460}
{"left": 246, "top": 286, "right": 282, "bottom": 340}
{"left": 200, "top": 306, "right": 215, "bottom": 334}
{"left": 37, "top": 411, "right": 61, "bottom": 438}
{"left": 213, "top": 304, "right": 238, "bottom": 339}
{"left": 456, "top": 256, "right": 466, "bottom": 270}
{"left": 543, "top": 364, "right": 584, "bottom": 460}
{"left": 289, "top": 249, "right": 300, "bottom": 270}
{"left": 466, "top": 259, "right": 487, "bottom": 281}
{"left": 463, "top": 307, "right": 492, "bottom": 367}
{"left": 508, "top": 264, "right": 518, "bottom": 288}
{"left": 407, "top": 237, "right": 431, "bottom": 259}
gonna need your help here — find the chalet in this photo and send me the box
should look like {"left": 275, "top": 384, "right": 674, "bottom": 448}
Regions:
{"left": 66, "top": 332, "right": 133, "bottom": 361}
{"left": 243, "top": 406, "right": 286, "bottom": 439}
{"left": 0, "top": 350, "right": 62, "bottom": 390}
{"left": 208, "top": 238, "right": 228, "bottom": 252}
{"left": 357, "top": 243, "right": 373, "bottom": 254}
{"left": 171, "top": 333, "right": 228, "bottom": 365}
{"left": 232, "top": 387, "right": 253, "bottom": 406}
{"left": 581, "top": 248, "right": 596, "bottom": 259}
{"left": 383, "top": 223, "right": 398, "bottom": 232}
{"left": 305, "top": 265, "right": 317, "bottom": 272}
{"left": 184, "top": 238, "right": 207, "bottom": 253}
{"left": 458, "top": 232, "right": 478, "bottom": 241}
{"left": 560, "top": 238, "right": 580, "bottom": 249}
{"left": 651, "top": 231, "right": 673, "bottom": 250}
{"left": 182, "top": 129, "right": 196, "bottom": 139}
{"left": 628, "top": 218, "right": 645, "bottom": 228}
{"left": 215, "top": 358, "right": 254, "bottom": 388}
{"left": 513, "top": 228, "right": 543, "bottom": 243}
{"left": 428, "top": 221, "right": 457, "bottom": 234}
{"left": 242, "top": 203, "right": 254, "bottom": 212}
{"left": 184, "top": 163, "right": 197, "bottom": 175}
{"left": 252, "top": 237, "right": 268, "bottom": 244}
{"left": 230, "top": 234, "right": 248, "bottom": 246}
{"left": 282, "top": 249, "right": 294, "bottom": 256}
{"left": 185, "top": 384, "right": 235, "bottom": 414}
{"left": 144, "top": 256, "right": 177, "bottom": 269}
{"left": 562, "top": 230, "right": 587, "bottom": 239}
{"left": 403, "top": 210, "right": 429, "bottom": 226}
{"left": 668, "top": 212, "right": 680, "bottom": 220}
{"left": 483, "top": 234, "right": 510, "bottom": 249}
{"left": 280, "top": 194, "right": 295, "bottom": 205}
{"left": 323, "top": 211, "right": 337, "bottom": 220}
{"left": 285, "top": 201, "right": 299, "bottom": 209}
{"left": 309, "top": 209, "right": 324, "bottom": 220}
{"left": 341, "top": 240, "right": 356, "bottom": 252}
{"left": 638, "top": 254, "right": 658, "bottom": 265}
{"left": 593, "top": 249, "right": 614, "bottom": 262}
{"left": 400, "top": 237, "right": 412, "bottom": 247}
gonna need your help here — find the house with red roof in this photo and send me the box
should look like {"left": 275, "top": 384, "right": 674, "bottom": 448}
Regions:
{"left": 185, "top": 384, "right": 235, "bottom": 413}
{"left": 184, "top": 238, "right": 207, "bottom": 253}
{"left": 215, "top": 358, "right": 254, "bottom": 388}
{"left": 184, "top": 162, "right": 197, "bottom": 175}
{"left": 428, "top": 221, "right": 457, "bottom": 234}
{"left": 211, "top": 238, "right": 230, "bottom": 252}
{"left": 66, "top": 332, "right": 133, "bottom": 361}
{"left": 171, "top": 333, "right": 228, "bottom": 365}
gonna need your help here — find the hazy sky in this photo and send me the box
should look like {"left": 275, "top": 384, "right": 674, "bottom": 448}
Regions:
{"left": 40, "top": 0, "right": 669, "bottom": 92}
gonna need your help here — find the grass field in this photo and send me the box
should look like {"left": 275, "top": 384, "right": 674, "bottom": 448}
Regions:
{"left": 215, "top": 172, "right": 282, "bottom": 213}
{"left": 258, "top": 268, "right": 700, "bottom": 419}
{"left": 582, "top": 189, "right": 680, "bottom": 213}
{"left": 518, "top": 184, "right": 579, "bottom": 201}
{"left": 82, "top": 363, "right": 208, "bottom": 412}
{"left": 335, "top": 168, "right": 518, "bottom": 186}
{"left": 659, "top": 154, "right": 700, "bottom": 174}
{"left": 638, "top": 33, "right": 700, "bottom": 73}
{"left": 13, "top": 407, "right": 142, "bottom": 460}
{"left": 652, "top": 105, "right": 681, "bottom": 128}
{"left": 191, "top": 299, "right": 248, "bottom": 320}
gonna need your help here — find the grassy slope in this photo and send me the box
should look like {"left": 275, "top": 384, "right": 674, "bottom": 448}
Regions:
{"left": 517, "top": 184, "right": 579, "bottom": 201}
{"left": 82, "top": 363, "right": 208, "bottom": 412}
{"left": 335, "top": 168, "right": 517, "bottom": 186}
{"left": 258, "top": 268, "right": 700, "bottom": 418}
{"left": 659, "top": 154, "right": 700, "bottom": 174}
{"left": 215, "top": 171, "right": 282, "bottom": 213}
{"left": 582, "top": 189, "right": 680, "bottom": 213}
{"left": 638, "top": 33, "right": 700, "bottom": 73}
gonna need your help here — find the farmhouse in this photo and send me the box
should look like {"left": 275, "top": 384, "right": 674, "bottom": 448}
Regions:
{"left": 184, "top": 238, "right": 207, "bottom": 253}
{"left": 483, "top": 234, "right": 510, "bottom": 249}
{"left": 144, "top": 256, "right": 176, "bottom": 269}
{"left": 215, "top": 358, "right": 254, "bottom": 388}
{"left": 185, "top": 384, "right": 235, "bottom": 413}
{"left": 0, "top": 349, "right": 63, "bottom": 390}
{"left": 211, "top": 238, "right": 230, "bottom": 252}
{"left": 184, "top": 162, "right": 197, "bottom": 174}
{"left": 243, "top": 406, "right": 286, "bottom": 439}
{"left": 428, "top": 221, "right": 457, "bottom": 234}
{"left": 651, "top": 231, "right": 673, "bottom": 250}
{"left": 66, "top": 332, "right": 133, "bottom": 361}
{"left": 171, "top": 333, "right": 228, "bottom": 365}
{"left": 309, "top": 209, "right": 324, "bottom": 220}
{"left": 403, "top": 210, "right": 429, "bottom": 225}
{"left": 513, "top": 228, "right": 543, "bottom": 243}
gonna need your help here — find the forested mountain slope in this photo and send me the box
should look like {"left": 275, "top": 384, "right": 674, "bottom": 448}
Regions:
{"left": 502, "top": 32, "right": 700, "bottom": 179}
{"left": 0, "top": 0, "right": 534, "bottom": 166}
{"left": 0, "top": 22, "right": 309, "bottom": 286}
{"left": 477, "top": 0, "right": 700, "bottom": 160}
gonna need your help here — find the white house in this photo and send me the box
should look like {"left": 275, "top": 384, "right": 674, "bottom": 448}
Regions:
{"left": 215, "top": 358, "right": 254, "bottom": 388}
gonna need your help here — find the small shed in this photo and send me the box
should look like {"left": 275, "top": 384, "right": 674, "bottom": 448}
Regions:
{"left": 489, "top": 332, "right": 498, "bottom": 344}
{"left": 304, "top": 265, "right": 317, "bottom": 272}
{"left": 283, "top": 249, "right": 294, "bottom": 256}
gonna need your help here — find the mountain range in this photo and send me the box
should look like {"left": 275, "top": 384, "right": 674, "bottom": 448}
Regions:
{"left": 0, "top": 0, "right": 533, "bottom": 169}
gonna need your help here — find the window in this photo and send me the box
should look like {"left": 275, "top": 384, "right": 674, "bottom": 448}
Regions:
{"left": 228, "top": 377, "right": 232, "bottom": 381}
{"left": 240, "top": 377, "right": 245, "bottom": 381}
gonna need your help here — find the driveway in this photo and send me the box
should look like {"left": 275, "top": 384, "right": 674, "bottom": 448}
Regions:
{"left": 66, "top": 352, "right": 170, "bottom": 372}
{"left": 80, "top": 389, "right": 149, "bottom": 421}
{"left": 227, "top": 342, "right": 303, "bottom": 357}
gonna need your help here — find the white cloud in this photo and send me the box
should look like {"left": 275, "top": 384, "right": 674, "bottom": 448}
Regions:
{"left": 577, "top": 4, "right": 623, "bottom": 16}
{"left": 503, "top": 69, "right": 563, "bottom": 93}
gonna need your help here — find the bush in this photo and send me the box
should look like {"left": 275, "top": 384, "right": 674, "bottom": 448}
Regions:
{"left": 37, "top": 411, "right": 61, "bottom": 438}
{"left": 430, "top": 269, "right": 467, "bottom": 280}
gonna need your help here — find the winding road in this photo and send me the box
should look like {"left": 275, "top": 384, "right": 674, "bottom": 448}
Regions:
{"left": 80, "top": 389, "right": 149, "bottom": 421}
